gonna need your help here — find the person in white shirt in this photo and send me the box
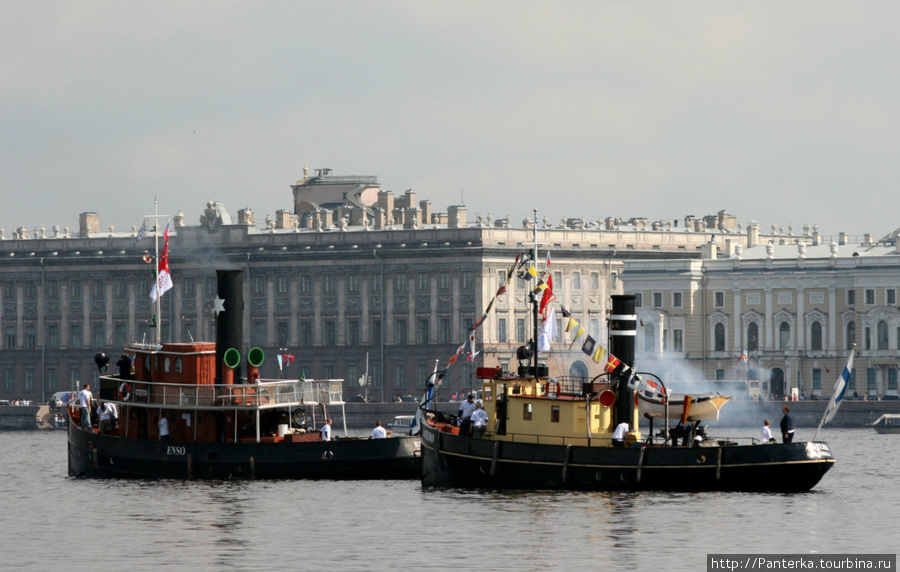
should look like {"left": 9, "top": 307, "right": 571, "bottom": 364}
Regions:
{"left": 77, "top": 384, "right": 93, "bottom": 429}
{"left": 612, "top": 421, "right": 629, "bottom": 447}
{"left": 470, "top": 401, "right": 489, "bottom": 439}
{"left": 107, "top": 402, "right": 119, "bottom": 431}
{"left": 760, "top": 419, "right": 775, "bottom": 443}
{"left": 370, "top": 420, "right": 387, "bottom": 439}
{"left": 97, "top": 401, "right": 112, "bottom": 433}
{"left": 457, "top": 394, "right": 478, "bottom": 436}
{"left": 321, "top": 418, "right": 333, "bottom": 442}
{"left": 158, "top": 415, "right": 170, "bottom": 441}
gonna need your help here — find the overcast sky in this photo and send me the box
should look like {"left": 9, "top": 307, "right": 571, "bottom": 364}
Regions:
{"left": 2, "top": 2, "right": 899, "bottom": 240}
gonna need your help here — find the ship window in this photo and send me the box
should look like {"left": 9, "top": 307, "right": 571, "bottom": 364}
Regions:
{"left": 153, "top": 357, "right": 158, "bottom": 372}
{"left": 483, "top": 386, "right": 492, "bottom": 402}
{"left": 164, "top": 357, "right": 171, "bottom": 373}
{"left": 551, "top": 405, "right": 560, "bottom": 423}
{"left": 523, "top": 403, "right": 532, "bottom": 421}
{"left": 175, "top": 358, "right": 182, "bottom": 373}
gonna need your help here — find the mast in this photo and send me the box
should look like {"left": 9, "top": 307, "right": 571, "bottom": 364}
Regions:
{"left": 531, "top": 209, "right": 539, "bottom": 376}
{"left": 144, "top": 199, "right": 169, "bottom": 347}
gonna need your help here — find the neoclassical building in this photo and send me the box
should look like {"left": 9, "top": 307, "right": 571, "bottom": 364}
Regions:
{"left": 0, "top": 169, "right": 832, "bottom": 403}
{"left": 621, "top": 230, "right": 900, "bottom": 398}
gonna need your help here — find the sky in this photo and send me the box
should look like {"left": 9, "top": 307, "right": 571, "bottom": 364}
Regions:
{"left": 2, "top": 1, "right": 900, "bottom": 240}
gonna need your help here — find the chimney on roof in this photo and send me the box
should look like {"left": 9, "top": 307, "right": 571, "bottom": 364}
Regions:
{"left": 420, "top": 200, "right": 431, "bottom": 226}
{"left": 79, "top": 212, "right": 99, "bottom": 238}
{"left": 448, "top": 206, "right": 467, "bottom": 229}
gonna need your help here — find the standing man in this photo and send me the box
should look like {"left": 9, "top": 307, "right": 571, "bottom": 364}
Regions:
{"left": 158, "top": 415, "right": 170, "bottom": 441}
{"left": 780, "top": 406, "right": 795, "bottom": 443}
{"left": 370, "top": 420, "right": 387, "bottom": 439}
{"left": 321, "top": 418, "right": 333, "bottom": 442}
{"left": 78, "top": 383, "right": 93, "bottom": 429}
{"left": 612, "top": 421, "right": 629, "bottom": 447}
{"left": 457, "top": 393, "right": 478, "bottom": 436}
{"left": 470, "top": 401, "right": 489, "bottom": 439}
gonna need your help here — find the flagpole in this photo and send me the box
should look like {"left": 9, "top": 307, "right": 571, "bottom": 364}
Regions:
{"left": 153, "top": 199, "right": 161, "bottom": 346}
{"left": 531, "top": 209, "right": 539, "bottom": 374}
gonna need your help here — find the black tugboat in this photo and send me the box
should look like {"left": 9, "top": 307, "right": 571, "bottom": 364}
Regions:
{"left": 420, "top": 295, "right": 834, "bottom": 492}
{"left": 67, "top": 270, "right": 421, "bottom": 480}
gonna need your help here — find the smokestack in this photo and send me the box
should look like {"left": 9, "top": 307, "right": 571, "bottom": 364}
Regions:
{"left": 216, "top": 270, "right": 244, "bottom": 383}
{"left": 610, "top": 295, "right": 636, "bottom": 426}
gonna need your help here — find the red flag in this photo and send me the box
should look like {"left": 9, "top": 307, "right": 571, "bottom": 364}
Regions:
{"left": 150, "top": 224, "right": 173, "bottom": 301}
{"left": 605, "top": 355, "right": 621, "bottom": 373}
{"left": 539, "top": 273, "right": 556, "bottom": 319}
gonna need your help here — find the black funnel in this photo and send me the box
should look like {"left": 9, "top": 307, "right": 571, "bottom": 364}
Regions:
{"left": 215, "top": 270, "right": 244, "bottom": 383}
{"left": 610, "top": 295, "right": 636, "bottom": 425}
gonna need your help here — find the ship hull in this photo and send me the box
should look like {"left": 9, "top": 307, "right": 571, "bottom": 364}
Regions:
{"left": 420, "top": 423, "right": 833, "bottom": 492}
{"left": 68, "top": 424, "right": 421, "bottom": 480}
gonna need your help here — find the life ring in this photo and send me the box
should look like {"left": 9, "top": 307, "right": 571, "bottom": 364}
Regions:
{"left": 118, "top": 382, "right": 131, "bottom": 402}
{"left": 546, "top": 378, "right": 560, "bottom": 400}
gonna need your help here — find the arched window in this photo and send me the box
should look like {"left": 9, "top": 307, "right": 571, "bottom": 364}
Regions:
{"left": 811, "top": 321, "right": 822, "bottom": 351}
{"left": 714, "top": 323, "right": 725, "bottom": 352}
{"left": 568, "top": 360, "right": 589, "bottom": 382}
{"left": 877, "top": 320, "right": 889, "bottom": 350}
{"left": 778, "top": 322, "right": 790, "bottom": 350}
{"left": 644, "top": 323, "right": 656, "bottom": 352}
{"left": 747, "top": 322, "right": 759, "bottom": 352}
{"left": 846, "top": 321, "right": 855, "bottom": 350}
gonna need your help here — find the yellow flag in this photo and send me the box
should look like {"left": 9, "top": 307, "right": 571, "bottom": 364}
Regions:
{"left": 592, "top": 345, "right": 607, "bottom": 364}
{"left": 527, "top": 266, "right": 539, "bottom": 278}
{"left": 573, "top": 326, "right": 585, "bottom": 341}
{"left": 566, "top": 316, "right": 578, "bottom": 332}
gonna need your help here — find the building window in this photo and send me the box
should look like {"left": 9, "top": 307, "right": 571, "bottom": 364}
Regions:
{"left": 47, "top": 325, "right": 60, "bottom": 349}
{"left": 45, "top": 367, "right": 57, "bottom": 392}
{"left": 47, "top": 280, "right": 59, "bottom": 299}
{"left": 889, "top": 368, "right": 898, "bottom": 391}
{"left": 498, "top": 318, "right": 508, "bottom": 343}
{"left": 278, "top": 321, "right": 290, "bottom": 347}
{"left": 865, "top": 326, "right": 871, "bottom": 351}
{"left": 811, "top": 321, "right": 823, "bottom": 351}
{"left": 714, "top": 292, "right": 725, "bottom": 307}
{"left": 300, "top": 275, "right": 312, "bottom": 294}
{"left": 867, "top": 368, "right": 877, "bottom": 392}
{"left": 324, "top": 321, "right": 336, "bottom": 346}
{"left": 370, "top": 273, "right": 381, "bottom": 293}
{"left": 516, "top": 318, "right": 526, "bottom": 343}
{"left": 114, "top": 324, "right": 125, "bottom": 347}
{"left": 865, "top": 289, "right": 875, "bottom": 305}
{"left": 253, "top": 321, "right": 266, "bottom": 347}
{"left": 348, "top": 274, "right": 359, "bottom": 293}
{"left": 3, "top": 369, "right": 13, "bottom": 392}
{"left": 323, "top": 364, "right": 334, "bottom": 379}
{"left": 877, "top": 320, "right": 889, "bottom": 350}
{"left": 417, "top": 319, "right": 429, "bottom": 344}
{"left": 848, "top": 369, "right": 856, "bottom": 390}
{"left": 24, "top": 280, "right": 36, "bottom": 299}
{"left": 372, "top": 319, "right": 381, "bottom": 346}
{"left": 672, "top": 292, "right": 682, "bottom": 308}
{"left": 672, "top": 329, "right": 683, "bottom": 352}
{"left": 206, "top": 277, "right": 216, "bottom": 296}
{"left": 591, "top": 272, "right": 600, "bottom": 290}
{"left": 92, "top": 324, "right": 105, "bottom": 348}
{"left": 5, "top": 326, "right": 15, "bottom": 349}
{"left": 254, "top": 276, "right": 266, "bottom": 295}
{"left": 92, "top": 279, "right": 104, "bottom": 299}
{"left": 416, "top": 363, "right": 428, "bottom": 389}
{"left": 69, "top": 324, "right": 82, "bottom": 348}
{"left": 462, "top": 271, "right": 473, "bottom": 290}
{"left": 183, "top": 279, "right": 194, "bottom": 297}
{"left": 888, "top": 289, "right": 897, "bottom": 306}
{"left": 644, "top": 323, "right": 656, "bottom": 352}
{"left": 439, "top": 318, "right": 451, "bottom": 344}
{"left": 395, "top": 320, "right": 408, "bottom": 345}
{"left": 417, "top": 273, "right": 429, "bottom": 291}
{"left": 572, "top": 272, "right": 582, "bottom": 290}
{"left": 747, "top": 323, "right": 759, "bottom": 352}
{"left": 846, "top": 321, "right": 855, "bottom": 350}
{"left": 813, "top": 369, "right": 822, "bottom": 390}
{"left": 395, "top": 273, "right": 407, "bottom": 292}
{"left": 394, "top": 364, "right": 406, "bottom": 389}
{"left": 300, "top": 322, "right": 312, "bottom": 347}
{"left": 25, "top": 325, "right": 36, "bottom": 349}
{"left": 439, "top": 272, "right": 451, "bottom": 291}
{"left": 634, "top": 293, "right": 643, "bottom": 308}
{"left": 277, "top": 276, "right": 289, "bottom": 294}
{"left": 323, "top": 275, "right": 335, "bottom": 293}
{"left": 777, "top": 322, "right": 790, "bottom": 350}
{"left": 651, "top": 292, "right": 662, "bottom": 308}
{"left": 115, "top": 279, "right": 127, "bottom": 298}
{"left": 348, "top": 320, "right": 360, "bottom": 346}
{"left": 715, "top": 369, "right": 725, "bottom": 380}
{"left": 70, "top": 280, "right": 82, "bottom": 299}
{"left": 24, "top": 368, "right": 34, "bottom": 392}
{"left": 4, "top": 280, "right": 15, "bottom": 299}
{"left": 714, "top": 323, "right": 726, "bottom": 352}
{"left": 371, "top": 364, "right": 382, "bottom": 388}
{"left": 847, "top": 290, "right": 855, "bottom": 305}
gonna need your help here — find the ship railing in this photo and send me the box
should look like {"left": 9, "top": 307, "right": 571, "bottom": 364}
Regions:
{"left": 97, "top": 375, "right": 346, "bottom": 409}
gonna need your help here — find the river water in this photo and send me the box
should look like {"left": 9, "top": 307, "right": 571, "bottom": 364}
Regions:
{"left": 1, "top": 428, "right": 896, "bottom": 571}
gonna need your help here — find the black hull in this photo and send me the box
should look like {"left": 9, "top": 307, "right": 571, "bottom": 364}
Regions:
{"left": 420, "top": 423, "right": 834, "bottom": 492}
{"left": 68, "top": 424, "right": 421, "bottom": 480}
